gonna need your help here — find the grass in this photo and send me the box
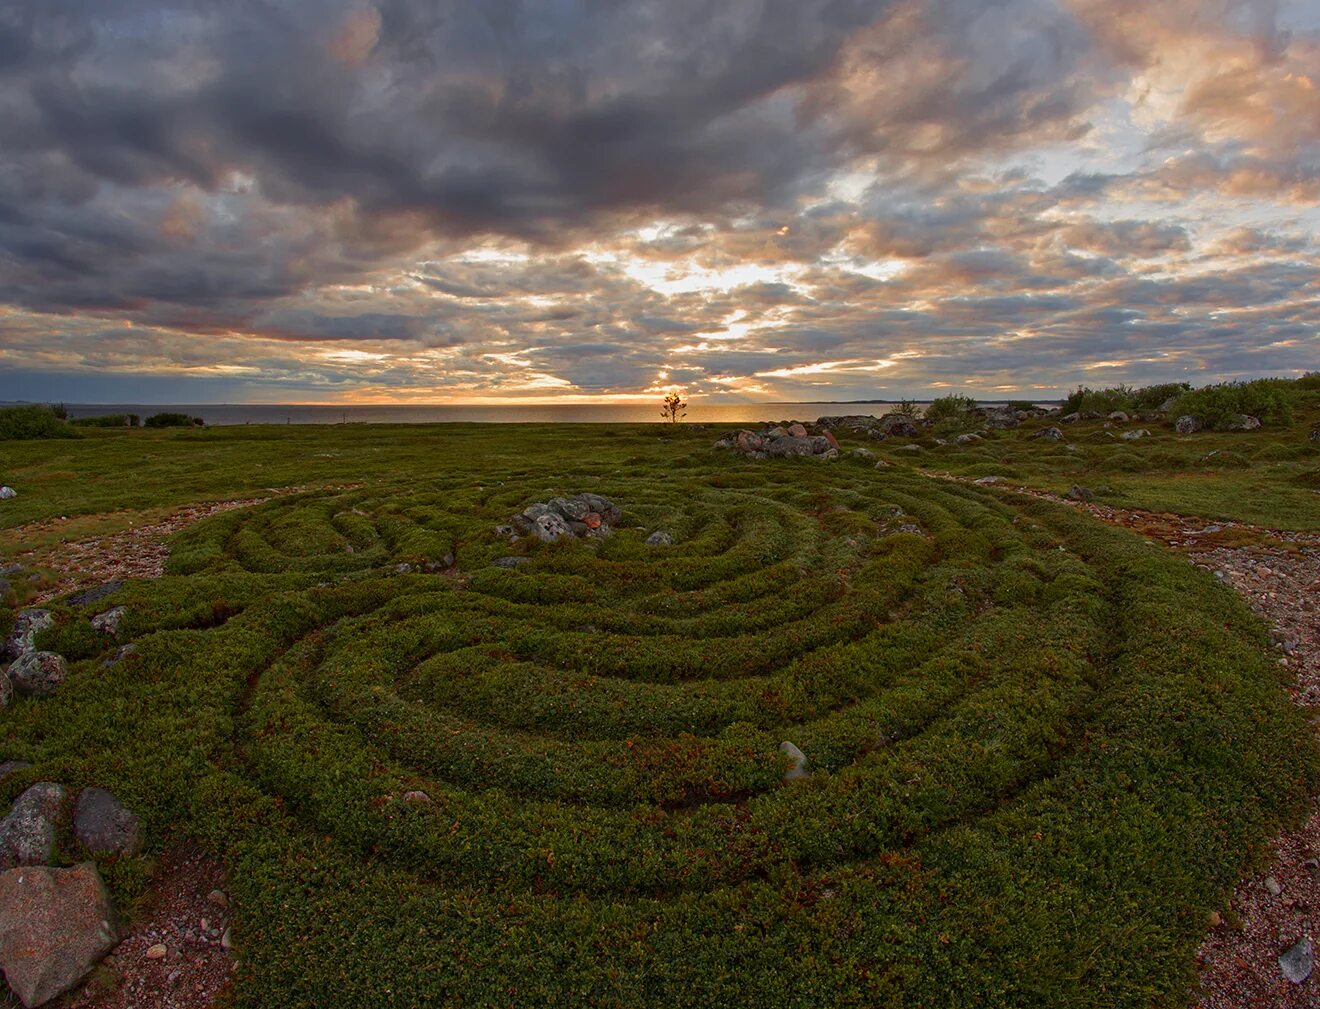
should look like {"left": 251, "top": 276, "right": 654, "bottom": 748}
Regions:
{"left": 0, "top": 410, "right": 1318, "bottom": 1007}
{"left": 0, "top": 405, "right": 79, "bottom": 441}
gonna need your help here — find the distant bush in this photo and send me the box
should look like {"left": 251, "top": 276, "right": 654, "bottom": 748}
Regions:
{"left": 923, "top": 394, "right": 979, "bottom": 436}
{"left": 0, "top": 405, "right": 78, "bottom": 440}
{"left": 1131, "top": 382, "right": 1191, "bottom": 410}
{"left": 1006, "top": 400, "right": 1038, "bottom": 412}
{"left": 145, "top": 412, "right": 203, "bottom": 428}
{"left": 1171, "top": 379, "right": 1295, "bottom": 430}
{"left": 1061, "top": 385, "right": 1134, "bottom": 416}
{"left": 1297, "top": 372, "right": 1320, "bottom": 391}
{"left": 71, "top": 414, "right": 135, "bottom": 428}
{"left": 891, "top": 399, "right": 921, "bottom": 418}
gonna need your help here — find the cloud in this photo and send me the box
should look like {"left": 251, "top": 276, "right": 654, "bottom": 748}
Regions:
{"left": 0, "top": 0, "right": 1316, "bottom": 401}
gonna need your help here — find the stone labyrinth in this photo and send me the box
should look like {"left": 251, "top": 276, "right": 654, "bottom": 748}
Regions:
{"left": 6, "top": 457, "right": 1313, "bottom": 1006}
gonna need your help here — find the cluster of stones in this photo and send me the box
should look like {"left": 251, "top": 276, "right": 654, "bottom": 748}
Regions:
{"left": 2, "top": 592, "right": 129, "bottom": 710}
{"left": 713, "top": 422, "right": 841, "bottom": 460}
{"left": 0, "top": 764, "right": 141, "bottom": 1007}
{"left": 498, "top": 493, "right": 624, "bottom": 544}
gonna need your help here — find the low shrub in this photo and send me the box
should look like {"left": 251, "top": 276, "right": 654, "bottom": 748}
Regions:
{"left": 924, "top": 394, "right": 979, "bottom": 435}
{"left": 0, "top": 404, "right": 78, "bottom": 440}
{"left": 145, "top": 411, "right": 203, "bottom": 428}
{"left": 1172, "top": 379, "right": 1295, "bottom": 429}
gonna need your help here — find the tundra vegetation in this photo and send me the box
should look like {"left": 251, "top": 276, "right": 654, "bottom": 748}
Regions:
{"left": 0, "top": 376, "right": 1318, "bottom": 1007}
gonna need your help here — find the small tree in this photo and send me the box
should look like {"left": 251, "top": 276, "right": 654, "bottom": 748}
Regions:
{"left": 661, "top": 391, "right": 687, "bottom": 423}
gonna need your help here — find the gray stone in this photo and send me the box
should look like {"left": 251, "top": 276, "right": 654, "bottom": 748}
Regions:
{"left": 494, "top": 524, "right": 517, "bottom": 539}
{"left": 974, "top": 476, "right": 1003, "bottom": 486}
{"left": 850, "top": 447, "right": 875, "bottom": 461}
{"left": 401, "top": 790, "right": 432, "bottom": 805}
{"left": 521, "top": 502, "right": 553, "bottom": 521}
{"left": 0, "top": 487, "right": 15, "bottom": 500}
{"left": 0, "top": 762, "right": 31, "bottom": 781}
{"left": 897, "top": 443, "right": 922, "bottom": 453}
{"left": 8, "top": 652, "right": 68, "bottom": 697}
{"left": 779, "top": 742, "right": 809, "bottom": 782}
{"left": 1108, "top": 411, "right": 1129, "bottom": 422}
{"left": 66, "top": 582, "right": 124, "bottom": 607}
{"left": 1264, "top": 875, "right": 1282, "bottom": 897}
{"left": 0, "top": 783, "right": 67, "bottom": 870}
{"left": 954, "top": 432, "right": 983, "bottom": 445}
{"left": 1280, "top": 937, "right": 1314, "bottom": 984}
{"left": 3, "top": 609, "right": 53, "bottom": 660}
{"left": 1060, "top": 412, "right": 1081, "bottom": 423}
{"left": 90, "top": 606, "right": 127, "bottom": 636}
{"left": 1034, "top": 427, "right": 1064, "bottom": 441}
{"left": 533, "top": 512, "right": 571, "bottom": 543}
{"left": 492, "top": 557, "right": 530, "bottom": 570}
{"left": 877, "top": 414, "right": 923, "bottom": 438}
{"left": 873, "top": 460, "right": 892, "bottom": 469}
{"left": 547, "top": 496, "right": 590, "bottom": 521}
{"left": 1066, "top": 486, "right": 1095, "bottom": 503}
{"left": 0, "top": 862, "right": 119, "bottom": 1008}
{"left": 645, "top": 531, "right": 674, "bottom": 547}
{"left": 1175, "top": 415, "right": 1203, "bottom": 434}
{"left": 73, "top": 788, "right": 141, "bottom": 857}
{"left": 103, "top": 643, "right": 137, "bottom": 668}
{"left": 764, "top": 435, "right": 833, "bottom": 458}
{"left": 1224, "top": 414, "right": 1262, "bottom": 431}
{"left": 1119, "top": 429, "right": 1151, "bottom": 441}
{"left": 982, "top": 411, "right": 1019, "bottom": 430}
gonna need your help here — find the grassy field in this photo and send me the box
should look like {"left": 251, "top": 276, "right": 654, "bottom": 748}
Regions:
{"left": 1, "top": 396, "right": 1318, "bottom": 1007}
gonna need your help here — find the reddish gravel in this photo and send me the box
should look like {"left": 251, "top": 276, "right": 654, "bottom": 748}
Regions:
{"left": 18, "top": 497, "right": 275, "bottom": 603}
{"left": 65, "top": 845, "right": 234, "bottom": 1009}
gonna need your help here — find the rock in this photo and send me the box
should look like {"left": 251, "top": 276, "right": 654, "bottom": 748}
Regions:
{"left": 873, "top": 460, "right": 891, "bottom": 469}
{"left": 103, "top": 644, "right": 137, "bottom": 668}
{"left": 7, "top": 652, "right": 68, "bottom": 697}
{"left": 1224, "top": 414, "right": 1262, "bottom": 431}
{"left": 401, "top": 790, "right": 432, "bottom": 805}
{"left": 73, "top": 788, "right": 141, "bottom": 857}
{"left": 877, "top": 414, "right": 922, "bottom": 438}
{"left": 1175, "top": 415, "right": 1203, "bottom": 434}
{"left": 146, "top": 943, "right": 168, "bottom": 960}
{"left": 1034, "top": 427, "right": 1064, "bottom": 441}
{"left": 0, "top": 783, "right": 67, "bottom": 870}
{"left": 0, "top": 487, "right": 15, "bottom": 500}
{"left": 90, "top": 607, "right": 126, "bottom": 636}
{"left": 765, "top": 436, "right": 834, "bottom": 458}
{"left": 851, "top": 447, "right": 875, "bottom": 461}
{"left": 3, "top": 609, "right": 53, "bottom": 660}
{"left": 1159, "top": 396, "right": 1180, "bottom": 412}
{"left": 735, "top": 430, "right": 765, "bottom": 453}
{"left": 778, "top": 741, "right": 809, "bottom": 782}
{"left": 206, "top": 889, "right": 229, "bottom": 909}
{"left": 492, "top": 557, "right": 530, "bottom": 570}
{"left": 1280, "top": 937, "right": 1315, "bottom": 984}
{"left": 0, "top": 862, "right": 119, "bottom": 1008}
{"left": 1066, "top": 486, "right": 1095, "bottom": 503}
{"left": 1108, "top": 411, "right": 1129, "bottom": 422}
{"left": 533, "top": 512, "right": 571, "bottom": 543}
{"left": 1119, "top": 429, "right": 1151, "bottom": 441}
{"left": 645, "top": 531, "right": 674, "bottom": 547}
{"left": 897, "top": 444, "right": 922, "bottom": 453}
{"left": 1060, "top": 412, "right": 1081, "bottom": 423}
{"left": 1207, "top": 911, "right": 1222, "bottom": 928}
{"left": 974, "top": 476, "right": 1003, "bottom": 486}
{"left": 1310, "top": 425, "right": 1320, "bottom": 443}
{"left": 220, "top": 926, "right": 232, "bottom": 951}
{"left": 982, "top": 411, "right": 1019, "bottom": 430}
{"left": 954, "top": 432, "right": 983, "bottom": 445}
{"left": 66, "top": 582, "right": 124, "bottom": 607}
{"left": 522, "top": 502, "right": 553, "bottom": 522}
{"left": 583, "top": 513, "right": 602, "bottom": 530}
{"left": 1264, "top": 875, "right": 1282, "bottom": 897}
{"left": 0, "top": 762, "right": 32, "bottom": 781}
{"left": 494, "top": 524, "right": 517, "bottom": 539}
{"left": 547, "top": 497, "right": 590, "bottom": 522}
{"left": 786, "top": 423, "right": 808, "bottom": 438}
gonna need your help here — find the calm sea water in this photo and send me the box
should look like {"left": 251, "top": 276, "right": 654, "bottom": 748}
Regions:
{"left": 60, "top": 402, "right": 919, "bottom": 426}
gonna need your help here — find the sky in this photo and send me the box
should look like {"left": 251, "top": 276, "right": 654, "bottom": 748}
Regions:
{"left": 0, "top": 0, "right": 1317, "bottom": 405}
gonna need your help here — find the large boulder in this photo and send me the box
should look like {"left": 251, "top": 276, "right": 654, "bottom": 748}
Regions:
{"left": 765, "top": 435, "right": 833, "bottom": 458}
{"left": 72, "top": 788, "right": 141, "bottom": 857}
{"left": 1033, "top": 427, "right": 1064, "bottom": 441}
{"left": 0, "top": 783, "right": 67, "bottom": 870}
{"left": 0, "top": 862, "right": 119, "bottom": 1008}
{"left": 1175, "top": 415, "right": 1203, "bottom": 434}
{"left": 7, "top": 653, "right": 68, "bottom": 698}
{"left": 3, "top": 610, "right": 52, "bottom": 661}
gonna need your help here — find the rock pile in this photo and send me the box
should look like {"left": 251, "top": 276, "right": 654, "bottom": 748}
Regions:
{"left": 714, "top": 423, "right": 840, "bottom": 459}
{"left": 501, "top": 494, "right": 623, "bottom": 543}
{"left": 0, "top": 781, "right": 140, "bottom": 1005}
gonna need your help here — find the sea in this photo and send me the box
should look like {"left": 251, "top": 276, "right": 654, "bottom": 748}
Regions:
{"left": 55, "top": 402, "right": 917, "bottom": 426}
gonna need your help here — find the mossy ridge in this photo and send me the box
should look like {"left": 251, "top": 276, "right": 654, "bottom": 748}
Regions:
{"left": 1, "top": 430, "right": 1316, "bottom": 1007}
